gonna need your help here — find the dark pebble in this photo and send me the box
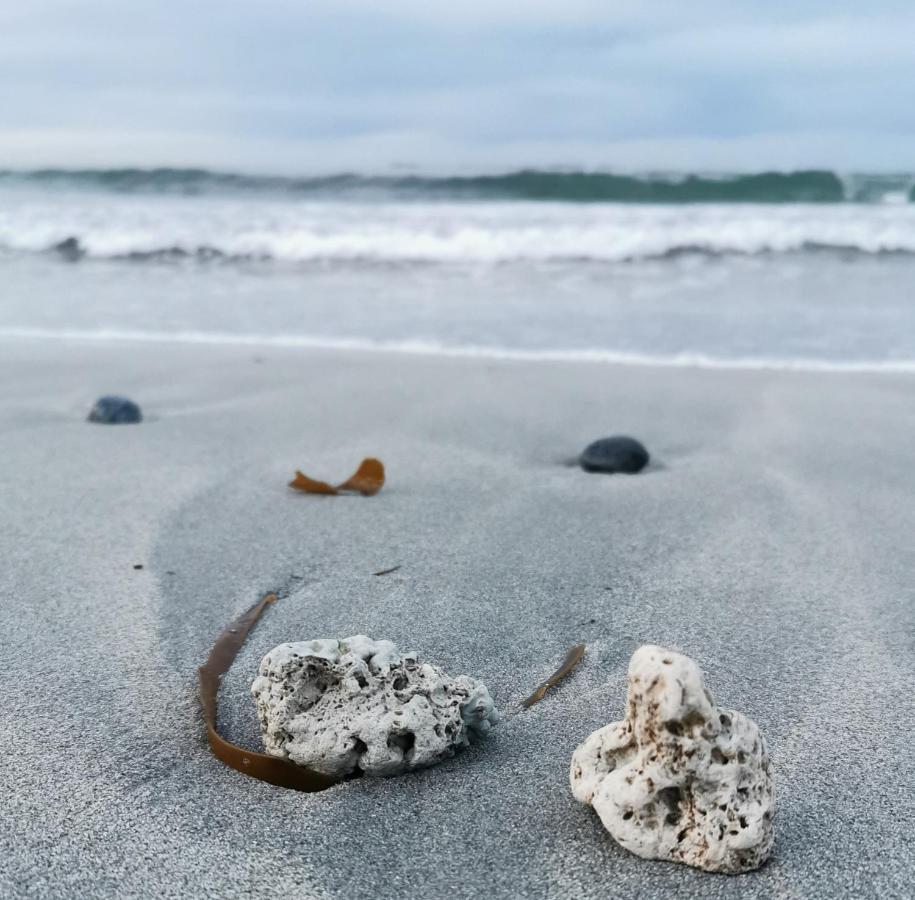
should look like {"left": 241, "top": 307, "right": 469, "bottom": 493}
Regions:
{"left": 87, "top": 395, "right": 143, "bottom": 424}
{"left": 579, "top": 435, "right": 649, "bottom": 474}
{"left": 52, "top": 236, "right": 85, "bottom": 262}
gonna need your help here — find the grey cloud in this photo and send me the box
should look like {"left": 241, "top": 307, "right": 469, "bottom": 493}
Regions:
{"left": 1, "top": 1, "right": 914, "bottom": 170}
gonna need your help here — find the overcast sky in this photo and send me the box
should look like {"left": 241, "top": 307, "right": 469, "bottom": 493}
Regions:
{"left": 1, "top": 1, "right": 913, "bottom": 173}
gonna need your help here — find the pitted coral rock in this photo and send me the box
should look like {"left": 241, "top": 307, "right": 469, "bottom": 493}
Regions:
{"left": 252, "top": 636, "right": 498, "bottom": 777}
{"left": 570, "top": 645, "right": 774, "bottom": 873}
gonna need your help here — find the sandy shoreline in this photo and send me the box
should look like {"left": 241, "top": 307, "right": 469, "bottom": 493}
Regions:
{"left": 1, "top": 338, "right": 912, "bottom": 899}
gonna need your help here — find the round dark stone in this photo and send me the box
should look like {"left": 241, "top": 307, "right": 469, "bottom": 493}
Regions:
{"left": 88, "top": 395, "right": 143, "bottom": 424}
{"left": 52, "top": 236, "right": 85, "bottom": 262}
{"left": 579, "top": 436, "right": 649, "bottom": 474}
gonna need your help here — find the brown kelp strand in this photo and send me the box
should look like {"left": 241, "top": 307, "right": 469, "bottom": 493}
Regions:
{"left": 289, "top": 457, "right": 385, "bottom": 496}
{"left": 521, "top": 643, "right": 586, "bottom": 709}
{"left": 198, "top": 592, "right": 339, "bottom": 792}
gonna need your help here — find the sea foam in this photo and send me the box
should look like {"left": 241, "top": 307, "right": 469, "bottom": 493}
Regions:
{"left": 2, "top": 327, "right": 914, "bottom": 374}
{"left": 3, "top": 192, "right": 915, "bottom": 263}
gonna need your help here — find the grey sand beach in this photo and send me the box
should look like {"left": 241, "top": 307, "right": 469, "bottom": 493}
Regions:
{"left": 1, "top": 339, "right": 913, "bottom": 899}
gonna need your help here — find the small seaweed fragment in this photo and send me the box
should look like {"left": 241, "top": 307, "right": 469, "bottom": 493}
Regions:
{"left": 521, "top": 643, "right": 586, "bottom": 709}
{"left": 289, "top": 458, "right": 385, "bottom": 496}
{"left": 337, "top": 458, "right": 385, "bottom": 495}
{"left": 198, "top": 592, "right": 339, "bottom": 792}
{"left": 373, "top": 565, "right": 401, "bottom": 577}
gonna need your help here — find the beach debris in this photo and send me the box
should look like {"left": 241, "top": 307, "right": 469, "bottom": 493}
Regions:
{"left": 521, "top": 643, "right": 586, "bottom": 708}
{"left": 87, "top": 395, "right": 143, "bottom": 424}
{"left": 579, "top": 436, "right": 649, "bottom": 474}
{"left": 570, "top": 645, "right": 774, "bottom": 873}
{"left": 373, "top": 565, "right": 401, "bottom": 577}
{"left": 252, "top": 636, "right": 498, "bottom": 777}
{"left": 199, "top": 592, "right": 338, "bottom": 792}
{"left": 52, "top": 236, "right": 85, "bottom": 261}
{"left": 289, "top": 457, "right": 385, "bottom": 496}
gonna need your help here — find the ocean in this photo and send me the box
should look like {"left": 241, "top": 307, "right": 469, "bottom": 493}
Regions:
{"left": 2, "top": 168, "right": 915, "bottom": 371}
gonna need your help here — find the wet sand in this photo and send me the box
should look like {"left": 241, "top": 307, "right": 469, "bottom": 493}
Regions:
{"left": 1, "top": 338, "right": 912, "bottom": 899}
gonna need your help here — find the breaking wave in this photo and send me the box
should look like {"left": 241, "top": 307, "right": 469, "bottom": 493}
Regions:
{"left": 1, "top": 167, "right": 914, "bottom": 203}
{"left": 4, "top": 183, "right": 915, "bottom": 264}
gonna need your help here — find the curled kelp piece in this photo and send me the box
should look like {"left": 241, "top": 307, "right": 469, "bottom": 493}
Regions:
{"left": 521, "top": 643, "right": 586, "bottom": 709}
{"left": 289, "top": 457, "right": 385, "bottom": 496}
{"left": 198, "top": 592, "right": 339, "bottom": 792}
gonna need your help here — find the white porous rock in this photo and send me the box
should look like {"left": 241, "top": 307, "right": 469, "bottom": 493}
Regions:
{"left": 251, "top": 635, "right": 498, "bottom": 777}
{"left": 570, "top": 645, "right": 774, "bottom": 874}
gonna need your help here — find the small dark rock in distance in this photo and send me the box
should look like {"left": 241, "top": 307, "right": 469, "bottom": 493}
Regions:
{"left": 88, "top": 395, "right": 143, "bottom": 424}
{"left": 579, "top": 436, "right": 649, "bottom": 474}
{"left": 52, "top": 237, "right": 85, "bottom": 262}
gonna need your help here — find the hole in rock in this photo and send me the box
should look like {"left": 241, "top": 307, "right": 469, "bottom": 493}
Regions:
{"left": 622, "top": 810, "right": 634, "bottom": 821}
{"left": 711, "top": 748, "right": 728, "bottom": 764}
{"left": 388, "top": 731, "right": 416, "bottom": 755}
{"left": 657, "top": 786, "right": 683, "bottom": 824}
{"left": 719, "top": 714, "right": 732, "bottom": 728}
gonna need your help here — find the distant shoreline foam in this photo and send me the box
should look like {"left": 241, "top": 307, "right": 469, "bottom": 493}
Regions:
{"left": 2, "top": 326, "right": 913, "bottom": 374}
{"left": 7, "top": 238, "right": 915, "bottom": 264}
{"left": 6, "top": 218, "right": 915, "bottom": 265}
